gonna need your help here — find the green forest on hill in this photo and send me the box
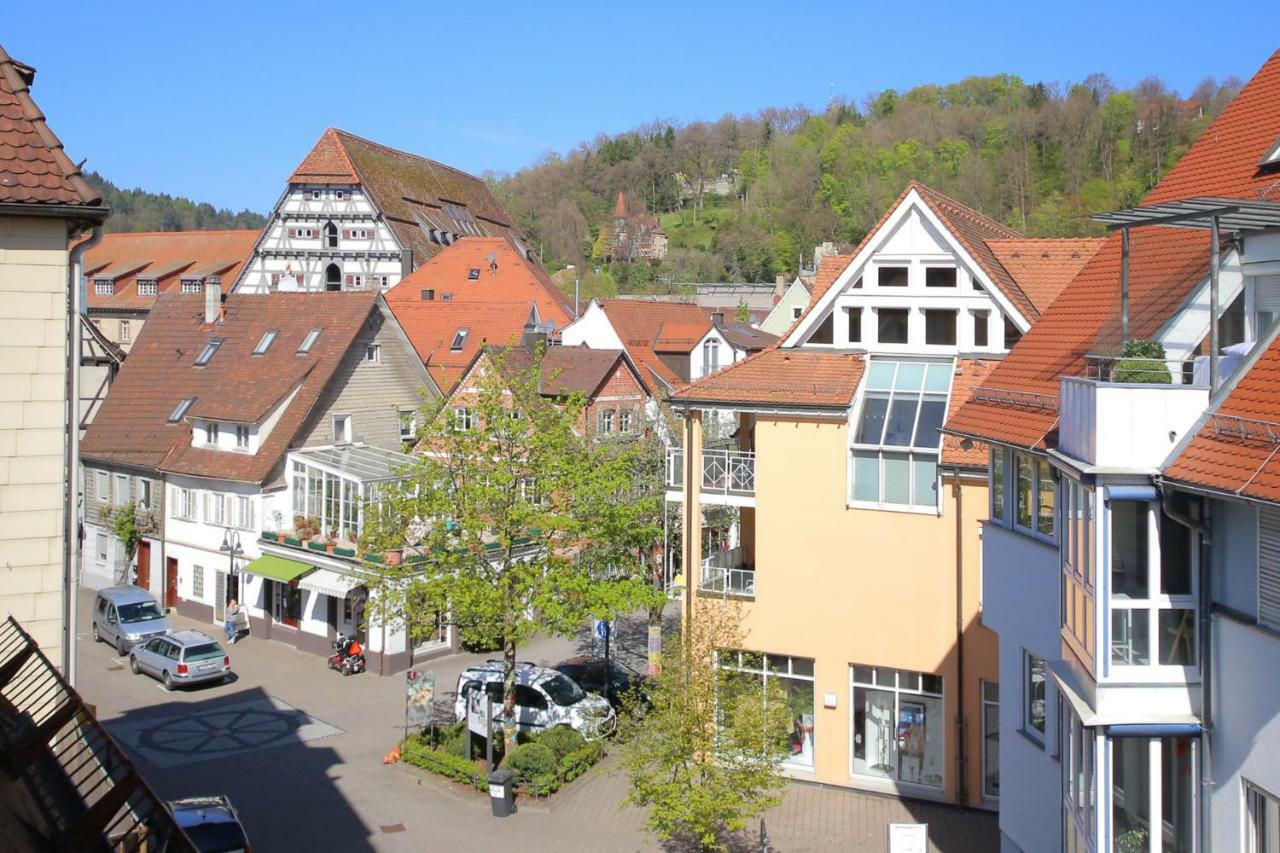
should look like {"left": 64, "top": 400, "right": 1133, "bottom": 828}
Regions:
{"left": 494, "top": 71, "right": 1241, "bottom": 291}
{"left": 84, "top": 170, "right": 266, "bottom": 234}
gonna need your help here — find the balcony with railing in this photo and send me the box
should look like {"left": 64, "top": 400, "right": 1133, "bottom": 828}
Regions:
{"left": 1058, "top": 355, "right": 1209, "bottom": 470}
{"left": 664, "top": 445, "right": 756, "bottom": 506}
{"left": 698, "top": 546, "right": 755, "bottom": 599}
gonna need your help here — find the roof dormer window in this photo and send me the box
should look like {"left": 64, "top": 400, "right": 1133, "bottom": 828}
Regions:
{"left": 451, "top": 329, "right": 469, "bottom": 351}
{"left": 169, "top": 398, "right": 195, "bottom": 422}
{"left": 94, "top": 279, "right": 114, "bottom": 296}
{"left": 298, "top": 328, "right": 322, "bottom": 354}
{"left": 1260, "top": 137, "right": 1280, "bottom": 169}
{"left": 137, "top": 280, "right": 158, "bottom": 296}
{"left": 253, "top": 330, "right": 279, "bottom": 355}
{"left": 181, "top": 278, "right": 203, "bottom": 295}
{"left": 194, "top": 339, "right": 223, "bottom": 366}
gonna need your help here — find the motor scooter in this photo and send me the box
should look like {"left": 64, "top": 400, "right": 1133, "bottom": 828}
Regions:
{"left": 327, "top": 634, "right": 366, "bottom": 676}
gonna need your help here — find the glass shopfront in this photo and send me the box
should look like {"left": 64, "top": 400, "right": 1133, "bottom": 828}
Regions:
{"left": 851, "top": 665, "right": 945, "bottom": 788}
{"left": 716, "top": 651, "right": 815, "bottom": 768}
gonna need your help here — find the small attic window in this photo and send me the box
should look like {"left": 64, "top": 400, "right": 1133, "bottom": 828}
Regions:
{"left": 169, "top": 398, "right": 194, "bottom": 422}
{"left": 298, "top": 328, "right": 322, "bottom": 354}
{"left": 311, "top": 189, "right": 321, "bottom": 200}
{"left": 194, "top": 339, "right": 223, "bottom": 366}
{"left": 1261, "top": 137, "right": 1280, "bottom": 169}
{"left": 451, "top": 329, "right": 469, "bottom": 351}
{"left": 253, "top": 330, "right": 279, "bottom": 355}
{"left": 467, "top": 268, "right": 481, "bottom": 281}
{"left": 420, "top": 289, "right": 435, "bottom": 301}
{"left": 441, "top": 292, "right": 454, "bottom": 302}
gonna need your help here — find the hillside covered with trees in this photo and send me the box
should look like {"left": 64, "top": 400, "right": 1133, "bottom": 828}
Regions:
{"left": 84, "top": 171, "right": 266, "bottom": 234}
{"left": 495, "top": 72, "right": 1240, "bottom": 292}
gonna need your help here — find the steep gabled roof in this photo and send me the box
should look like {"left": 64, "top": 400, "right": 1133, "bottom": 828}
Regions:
{"left": 85, "top": 230, "right": 258, "bottom": 310}
{"left": 1164, "top": 329, "right": 1280, "bottom": 503}
{"left": 985, "top": 238, "right": 1106, "bottom": 314}
{"left": 948, "top": 50, "right": 1280, "bottom": 453}
{"left": 808, "top": 254, "right": 853, "bottom": 307}
{"left": 0, "top": 44, "right": 104, "bottom": 213}
{"left": 489, "top": 345, "right": 646, "bottom": 400}
{"left": 81, "top": 292, "right": 379, "bottom": 483}
{"left": 669, "top": 347, "right": 865, "bottom": 410}
{"left": 287, "top": 128, "right": 529, "bottom": 267}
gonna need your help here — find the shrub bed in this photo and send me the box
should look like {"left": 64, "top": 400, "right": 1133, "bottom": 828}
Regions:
{"left": 399, "top": 724, "right": 606, "bottom": 799}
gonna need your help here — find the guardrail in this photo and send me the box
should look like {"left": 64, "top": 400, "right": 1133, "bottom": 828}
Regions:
{"left": 1081, "top": 354, "right": 1193, "bottom": 384}
{"left": 699, "top": 564, "right": 756, "bottom": 598}
{"left": 702, "top": 449, "right": 755, "bottom": 495}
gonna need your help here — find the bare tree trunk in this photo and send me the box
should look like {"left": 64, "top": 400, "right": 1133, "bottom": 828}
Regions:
{"left": 503, "top": 634, "right": 518, "bottom": 752}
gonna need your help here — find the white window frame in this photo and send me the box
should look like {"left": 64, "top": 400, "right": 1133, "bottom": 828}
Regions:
{"left": 253, "top": 330, "right": 279, "bottom": 355}
{"left": 453, "top": 407, "right": 474, "bottom": 432}
{"left": 619, "top": 409, "right": 633, "bottom": 434}
{"left": 398, "top": 410, "right": 417, "bottom": 442}
{"left": 702, "top": 338, "right": 720, "bottom": 376}
{"left": 792, "top": 306, "right": 803, "bottom": 320}
{"left": 981, "top": 680, "right": 1000, "bottom": 800}
{"left": 138, "top": 478, "right": 152, "bottom": 511}
{"left": 204, "top": 422, "right": 219, "bottom": 446}
{"left": 137, "top": 280, "right": 158, "bottom": 296}
{"left": 1247, "top": 781, "right": 1280, "bottom": 853}
{"left": 1023, "top": 651, "right": 1047, "bottom": 745}
{"left": 235, "top": 495, "right": 253, "bottom": 531}
{"left": 332, "top": 414, "right": 352, "bottom": 444}
{"left": 192, "top": 564, "right": 205, "bottom": 599}
{"left": 114, "top": 473, "right": 129, "bottom": 507}
{"left": 180, "top": 279, "right": 203, "bottom": 295}
{"left": 298, "top": 328, "right": 322, "bottom": 354}
{"left": 848, "top": 359, "right": 952, "bottom": 514}
{"left": 174, "top": 487, "right": 195, "bottom": 521}
{"left": 94, "top": 279, "right": 114, "bottom": 296}
{"left": 205, "top": 492, "right": 226, "bottom": 526}
{"left": 95, "top": 470, "right": 108, "bottom": 503}
{"left": 365, "top": 343, "right": 381, "bottom": 363}
{"left": 96, "top": 532, "right": 108, "bottom": 563}
{"left": 1010, "top": 450, "right": 1056, "bottom": 542}
{"left": 235, "top": 425, "right": 250, "bottom": 450}
{"left": 598, "top": 409, "right": 615, "bottom": 434}
{"left": 118, "top": 320, "right": 131, "bottom": 343}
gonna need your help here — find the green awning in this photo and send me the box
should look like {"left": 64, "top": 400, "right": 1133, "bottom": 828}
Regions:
{"left": 245, "top": 555, "right": 312, "bottom": 583}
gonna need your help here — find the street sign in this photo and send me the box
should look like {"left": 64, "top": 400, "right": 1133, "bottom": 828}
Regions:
{"left": 888, "top": 823, "right": 927, "bottom": 853}
{"left": 594, "top": 618, "right": 612, "bottom": 641}
{"left": 466, "top": 686, "right": 491, "bottom": 738}
{"left": 406, "top": 670, "right": 435, "bottom": 727}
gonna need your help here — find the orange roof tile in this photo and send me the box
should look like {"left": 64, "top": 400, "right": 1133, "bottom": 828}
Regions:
{"left": 809, "top": 254, "right": 853, "bottom": 307}
{"left": 669, "top": 348, "right": 865, "bottom": 410}
{"left": 985, "top": 238, "right": 1106, "bottom": 314}
{"left": 0, "top": 44, "right": 103, "bottom": 212}
{"left": 84, "top": 230, "right": 257, "bottom": 311}
{"left": 941, "top": 358, "right": 1001, "bottom": 465}
{"left": 654, "top": 321, "right": 711, "bottom": 352}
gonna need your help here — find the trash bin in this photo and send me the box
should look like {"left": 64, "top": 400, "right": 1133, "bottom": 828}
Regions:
{"left": 488, "top": 769, "right": 515, "bottom": 817}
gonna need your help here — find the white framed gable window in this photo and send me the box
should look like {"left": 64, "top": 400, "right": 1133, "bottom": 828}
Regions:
{"left": 398, "top": 410, "right": 417, "bottom": 442}
{"left": 333, "top": 414, "right": 352, "bottom": 444}
{"left": 702, "top": 338, "right": 720, "bottom": 375}
{"left": 849, "top": 359, "right": 952, "bottom": 512}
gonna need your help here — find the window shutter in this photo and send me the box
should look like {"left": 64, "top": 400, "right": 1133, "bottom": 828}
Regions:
{"left": 1260, "top": 507, "right": 1280, "bottom": 630}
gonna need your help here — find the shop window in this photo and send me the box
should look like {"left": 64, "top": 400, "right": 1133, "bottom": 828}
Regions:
{"left": 878, "top": 266, "right": 908, "bottom": 287}
{"left": 1247, "top": 782, "right": 1280, "bottom": 853}
{"left": 270, "top": 580, "right": 301, "bottom": 627}
{"left": 851, "top": 665, "right": 944, "bottom": 788}
{"left": 850, "top": 360, "right": 951, "bottom": 511}
{"left": 877, "top": 309, "right": 910, "bottom": 344}
{"left": 846, "top": 307, "right": 862, "bottom": 343}
{"left": 717, "top": 651, "right": 815, "bottom": 768}
{"left": 924, "top": 309, "right": 957, "bottom": 345}
{"left": 925, "top": 267, "right": 956, "bottom": 288}
{"left": 1024, "top": 652, "right": 1046, "bottom": 742}
{"left": 981, "top": 681, "right": 999, "bottom": 799}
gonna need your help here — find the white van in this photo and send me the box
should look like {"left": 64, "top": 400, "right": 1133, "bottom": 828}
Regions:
{"left": 454, "top": 661, "right": 615, "bottom": 740}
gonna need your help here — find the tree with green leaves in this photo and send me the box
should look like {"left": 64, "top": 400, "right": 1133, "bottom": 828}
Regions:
{"left": 361, "top": 345, "right": 661, "bottom": 749}
{"left": 110, "top": 501, "right": 143, "bottom": 582}
{"left": 621, "top": 601, "right": 791, "bottom": 851}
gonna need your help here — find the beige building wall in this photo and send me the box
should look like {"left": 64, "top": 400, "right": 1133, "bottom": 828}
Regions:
{"left": 0, "top": 215, "right": 71, "bottom": 666}
{"left": 687, "top": 411, "right": 997, "bottom": 804}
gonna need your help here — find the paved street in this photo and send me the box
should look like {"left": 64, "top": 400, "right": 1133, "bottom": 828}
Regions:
{"left": 75, "top": 591, "right": 996, "bottom": 852}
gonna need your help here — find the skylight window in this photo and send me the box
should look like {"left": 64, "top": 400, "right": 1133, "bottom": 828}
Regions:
{"left": 467, "top": 268, "right": 481, "bottom": 281}
{"left": 441, "top": 292, "right": 454, "bottom": 302}
{"left": 298, "top": 328, "right": 322, "bottom": 354}
{"left": 194, "top": 340, "right": 223, "bottom": 365}
{"left": 1262, "top": 137, "right": 1280, "bottom": 168}
{"left": 451, "top": 329, "right": 469, "bottom": 351}
{"left": 169, "top": 398, "right": 195, "bottom": 422}
{"left": 253, "top": 330, "right": 279, "bottom": 355}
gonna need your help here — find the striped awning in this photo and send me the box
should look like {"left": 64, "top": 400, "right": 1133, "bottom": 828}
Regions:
{"left": 298, "top": 568, "right": 363, "bottom": 599}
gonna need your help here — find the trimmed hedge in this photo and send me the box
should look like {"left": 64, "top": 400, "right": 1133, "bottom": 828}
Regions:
{"left": 506, "top": 742, "right": 556, "bottom": 780}
{"left": 538, "top": 725, "right": 586, "bottom": 761}
{"left": 559, "top": 742, "right": 603, "bottom": 783}
{"left": 400, "top": 744, "right": 485, "bottom": 791}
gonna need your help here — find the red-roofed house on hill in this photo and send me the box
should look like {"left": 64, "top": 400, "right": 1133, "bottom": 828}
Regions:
{"left": 0, "top": 43, "right": 108, "bottom": 678}
{"left": 235, "top": 128, "right": 534, "bottom": 295}
{"left": 605, "top": 191, "right": 668, "bottom": 262}
{"left": 944, "top": 48, "right": 1280, "bottom": 853}
{"left": 80, "top": 291, "right": 446, "bottom": 672}
{"left": 383, "top": 237, "right": 575, "bottom": 392}
{"left": 665, "top": 181, "right": 1098, "bottom": 803}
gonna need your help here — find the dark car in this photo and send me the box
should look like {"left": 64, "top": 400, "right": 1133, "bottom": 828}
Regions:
{"left": 553, "top": 656, "right": 649, "bottom": 709}
{"left": 168, "top": 796, "right": 250, "bottom": 852}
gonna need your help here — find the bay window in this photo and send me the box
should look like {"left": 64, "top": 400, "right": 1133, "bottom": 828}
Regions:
{"left": 1010, "top": 451, "right": 1055, "bottom": 540}
{"left": 850, "top": 360, "right": 951, "bottom": 511}
{"left": 990, "top": 448, "right": 1006, "bottom": 522}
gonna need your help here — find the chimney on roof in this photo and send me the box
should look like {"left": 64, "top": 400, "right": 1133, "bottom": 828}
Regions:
{"left": 400, "top": 248, "right": 413, "bottom": 277}
{"left": 710, "top": 311, "right": 724, "bottom": 328}
{"left": 204, "top": 277, "right": 221, "bottom": 324}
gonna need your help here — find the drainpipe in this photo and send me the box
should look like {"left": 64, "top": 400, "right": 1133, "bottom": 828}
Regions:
{"left": 1120, "top": 228, "right": 1130, "bottom": 347}
{"left": 1209, "top": 217, "right": 1220, "bottom": 392}
{"left": 1160, "top": 484, "right": 1213, "bottom": 852}
{"left": 951, "top": 467, "right": 967, "bottom": 810}
{"left": 64, "top": 223, "right": 104, "bottom": 686}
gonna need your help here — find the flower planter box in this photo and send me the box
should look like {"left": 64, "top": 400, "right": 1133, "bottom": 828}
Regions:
{"left": 365, "top": 553, "right": 384, "bottom": 564}
{"left": 260, "top": 531, "right": 279, "bottom": 542}
{"left": 284, "top": 536, "right": 302, "bottom": 547}
{"left": 334, "top": 547, "right": 356, "bottom": 558}
{"left": 307, "top": 541, "right": 327, "bottom": 552}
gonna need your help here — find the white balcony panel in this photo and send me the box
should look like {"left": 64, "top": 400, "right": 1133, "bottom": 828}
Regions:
{"left": 1059, "top": 377, "right": 1208, "bottom": 470}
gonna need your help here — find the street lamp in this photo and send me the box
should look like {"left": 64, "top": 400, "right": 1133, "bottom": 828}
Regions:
{"left": 219, "top": 529, "right": 244, "bottom": 629}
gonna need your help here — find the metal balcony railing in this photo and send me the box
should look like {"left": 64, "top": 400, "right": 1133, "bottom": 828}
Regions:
{"left": 699, "top": 547, "right": 755, "bottom": 598}
{"left": 1081, "top": 354, "right": 1195, "bottom": 385}
{"left": 702, "top": 449, "right": 755, "bottom": 495}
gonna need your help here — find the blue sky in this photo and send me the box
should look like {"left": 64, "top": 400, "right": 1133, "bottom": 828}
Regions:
{"left": 8, "top": 2, "right": 1275, "bottom": 213}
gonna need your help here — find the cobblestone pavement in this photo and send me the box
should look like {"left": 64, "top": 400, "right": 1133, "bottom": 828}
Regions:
{"left": 75, "top": 591, "right": 996, "bottom": 852}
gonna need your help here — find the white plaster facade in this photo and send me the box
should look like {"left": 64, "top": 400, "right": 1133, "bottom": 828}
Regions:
{"left": 236, "top": 186, "right": 408, "bottom": 294}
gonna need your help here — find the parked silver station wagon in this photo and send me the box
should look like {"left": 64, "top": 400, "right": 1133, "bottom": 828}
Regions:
{"left": 92, "top": 585, "right": 173, "bottom": 654}
{"left": 130, "top": 631, "right": 231, "bottom": 691}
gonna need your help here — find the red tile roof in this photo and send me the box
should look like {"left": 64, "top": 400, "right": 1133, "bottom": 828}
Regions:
{"left": 654, "top": 321, "right": 711, "bottom": 352}
{"left": 1164, "top": 332, "right": 1280, "bottom": 503}
{"left": 941, "top": 358, "right": 1001, "bottom": 465}
{"left": 489, "top": 345, "right": 645, "bottom": 399}
{"left": 669, "top": 348, "right": 865, "bottom": 410}
{"left": 948, "top": 51, "right": 1280, "bottom": 452}
{"left": 808, "top": 254, "right": 853, "bottom": 307}
{"left": 81, "top": 292, "right": 379, "bottom": 483}
{"left": 288, "top": 129, "right": 530, "bottom": 268}
{"left": 84, "top": 230, "right": 257, "bottom": 311}
{"left": 0, "top": 44, "right": 103, "bottom": 212}
{"left": 985, "top": 238, "right": 1106, "bottom": 314}
{"left": 385, "top": 238, "right": 574, "bottom": 391}
{"left": 598, "top": 299, "right": 711, "bottom": 391}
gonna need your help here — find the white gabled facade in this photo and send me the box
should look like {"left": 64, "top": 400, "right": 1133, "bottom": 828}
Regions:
{"left": 236, "top": 185, "right": 409, "bottom": 294}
